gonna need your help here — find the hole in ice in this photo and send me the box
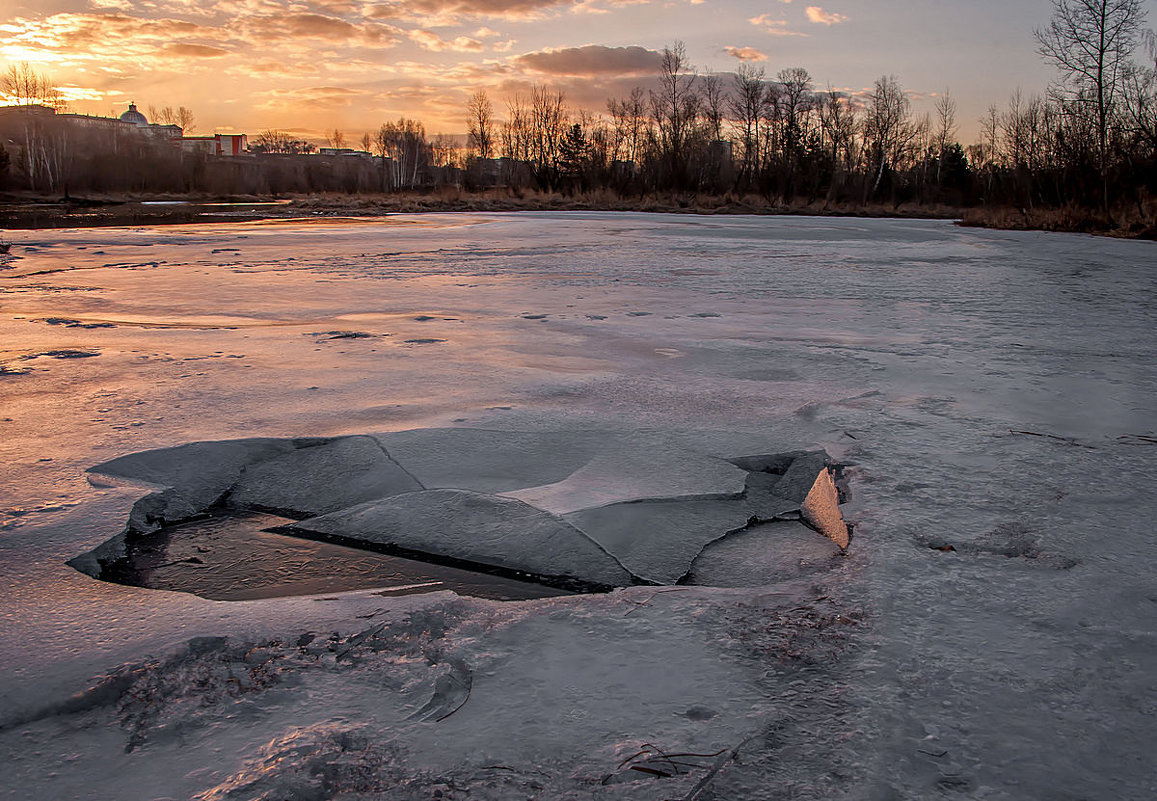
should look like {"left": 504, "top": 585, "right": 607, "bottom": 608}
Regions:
{"left": 92, "top": 510, "right": 572, "bottom": 601}
{"left": 67, "top": 430, "right": 851, "bottom": 598}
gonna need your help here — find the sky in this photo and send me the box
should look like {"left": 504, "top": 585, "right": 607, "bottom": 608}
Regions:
{"left": 0, "top": 0, "right": 1153, "bottom": 144}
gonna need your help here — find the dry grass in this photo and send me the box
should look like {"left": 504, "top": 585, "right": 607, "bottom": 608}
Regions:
{"left": 960, "top": 201, "right": 1157, "bottom": 239}
{"left": 286, "top": 189, "right": 965, "bottom": 221}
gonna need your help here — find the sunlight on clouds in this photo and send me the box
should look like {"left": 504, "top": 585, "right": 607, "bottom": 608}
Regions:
{"left": 56, "top": 84, "right": 107, "bottom": 102}
{"left": 0, "top": 45, "right": 69, "bottom": 63}
{"left": 723, "top": 45, "right": 767, "bottom": 61}
{"left": 805, "top": 6, "right": 846, "bottom": 25}
{"left": 572, "top": 1, "right": 611, "bottom": 15}
{"left": 749, "top": 14, "right": 808, "bottom": 37}
{"left": 409, "top": 29, "right": 485, "bottom": 51}
{"left": 365, "top": 0, "right": 580, "bottom": 26}
{"left": 163, "top": 43, "right": 231, "bottom": 58}
{"left": 256, "top": 85, "right": 366, "bottom": 111}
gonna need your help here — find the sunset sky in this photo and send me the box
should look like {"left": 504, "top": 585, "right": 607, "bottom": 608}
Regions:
{"left": 1, "top": 0, "right": 1153, "bottom": 144}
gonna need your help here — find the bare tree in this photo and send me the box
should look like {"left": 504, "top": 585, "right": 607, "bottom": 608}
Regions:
{"left": 730, "top": 64, "right": 766, "bottom": 186}
{"left": 862, "top": 75, "right": 916, "bottom": 198}
{"left": 933, "top": 90, "right": 958, "bottom": 183}
{"left": 607, "top": 86, "right": 649, "bottom": 164}
{"left": 376, "top": 119, "right": 430, "bottom": 189}
{"left": 253, "top": 130, "right": 315, "bottom": 154}
{"left": 1, "top": 63, "right": 63, "bottom": 108}
{"left": 701, "top": 71, "right": 728, "bottom": 141}
{"left": 650, "top": 41, "right": 699, "bottom": 185}
{"left": 1126, "top": 28, "right": 1157, "bottom": 149}
{"left": 176, "top": 106, "right": 195, "bottom": 133}
{"left": 501, "top": 93, "right": 530, "bottom": 162}
{"left": 466, "top": 90, "right": 495, "bottom": 159}
{"left": 327, "top": 129, "right": 346, "bottom": 149}
{"left": 529, "top": 85, "right": 568, "bottom": 187}
{"left": 777, "top": 67, "right": 814, "bottom": 155}
{"left": 1036, "top": 0, "right": 1146, "bottom": 214}
{"left": 818, "top": 87, "right": 858, "bottom": 199}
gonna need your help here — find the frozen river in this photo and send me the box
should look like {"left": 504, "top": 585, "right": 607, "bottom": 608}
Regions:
{"left": 1, "top": 212, "right": 1154, "bottom": 799}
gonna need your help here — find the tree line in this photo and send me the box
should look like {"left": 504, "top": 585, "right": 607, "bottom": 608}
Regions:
{"left": 1, "top": 0, "right": 1154, "bottom": 228}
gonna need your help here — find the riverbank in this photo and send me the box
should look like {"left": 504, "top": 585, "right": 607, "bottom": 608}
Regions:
{"left": 1, "top": 189, "right": 1152, "bottom": 238}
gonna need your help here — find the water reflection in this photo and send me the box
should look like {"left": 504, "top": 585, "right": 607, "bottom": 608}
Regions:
{"left": 94, "top": 511, "right": 570, "bottom": 601}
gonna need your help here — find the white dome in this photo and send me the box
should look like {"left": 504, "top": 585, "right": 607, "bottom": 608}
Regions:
{"left": 119, "top": 103, "right": 148, "bottom": 127}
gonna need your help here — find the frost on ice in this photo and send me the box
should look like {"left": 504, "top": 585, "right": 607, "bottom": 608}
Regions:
{"left": 69, "top": 428, "right": 850, "bottom": 594}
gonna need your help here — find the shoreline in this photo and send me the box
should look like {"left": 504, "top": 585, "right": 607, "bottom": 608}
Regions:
{"left": 0, "top": 192, "right": 1151, "bottom": 239}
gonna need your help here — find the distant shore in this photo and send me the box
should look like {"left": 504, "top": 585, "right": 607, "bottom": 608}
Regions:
{"left": 1, "top": 190, "right": 1152, "bottom": 239}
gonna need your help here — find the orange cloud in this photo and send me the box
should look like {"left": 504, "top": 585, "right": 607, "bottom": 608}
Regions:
{"left": 258, "top": 85, "right": 366, "bottom": 110}
{"left": 240, "top": 13, "right": 401, "bottom": 44}
{"left": 805, "top": 6, "right": 847, "bottom": 25}
{"left": 366, "top": 0, "right": 579, "bottom": 24}
{"left": 409, "top": 29, "right": 486, "bottom": 51}
{"left": 748, "top": 14, "right": 808, "bottom": 37}
{"left": 163, "top": 43, "right": 231, "bottom": 58}
{"left": 723, "top": 46, "right": 767, "bottom": 62}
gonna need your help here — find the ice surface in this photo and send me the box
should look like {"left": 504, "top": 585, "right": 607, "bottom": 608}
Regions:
{"left": 373, "top": 428, "right": 600, "bottom": 493}
{"left": 687, "top": 520, "right": 845, "bottom": 587}
{"left": 2, "top": 213, "right": 1155, "bottom": 800}
{"left": 501, "top": 436, "right": 750, "bottom": 514}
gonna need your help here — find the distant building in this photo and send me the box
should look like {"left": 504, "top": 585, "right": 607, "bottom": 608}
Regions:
{"left": 181, "top": 133, "right": 248, "bottom": 157}
{"left": 117, "top": 103, "right": 183, "bottom": 140}
{"left": 318, "top": 147, "right": 372, "bottom": 158}
{"left": 118, "top": 103, "right": 147, "bottom": 127}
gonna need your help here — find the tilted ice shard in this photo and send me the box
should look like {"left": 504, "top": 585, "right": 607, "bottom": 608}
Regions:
{"left": 287, "top": 489, "right": 638, "bottom": 589}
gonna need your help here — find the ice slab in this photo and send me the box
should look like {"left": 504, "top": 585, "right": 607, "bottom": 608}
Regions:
{"left": 229, "top": 435, "right": 423, "bottom": 516}
{"left": 89, "top": 438, "right": 296, "bottom": 530}
{"left": 287, "top": 489, "right": 637, "bottom": 589}
{"left": 564, "top": 498, "right": 755, "bottom": 584}
{"left": 502, "top": 439, "right": 750, "bottom": 515}
{"left": 374, "top": 428, "right": 600, "bottom": 493}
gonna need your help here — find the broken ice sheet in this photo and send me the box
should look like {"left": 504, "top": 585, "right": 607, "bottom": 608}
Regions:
{"left": 72, "top": 429, "right": 849, "bottom": 595}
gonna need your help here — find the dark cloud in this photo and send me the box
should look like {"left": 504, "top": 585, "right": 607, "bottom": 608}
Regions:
{"left": 513, "top": 45, "right": 661, "bottom": 77}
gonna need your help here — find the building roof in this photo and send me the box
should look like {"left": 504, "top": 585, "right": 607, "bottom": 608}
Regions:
{"left": 119, "top": 103, "right": 147, "bottom": 127}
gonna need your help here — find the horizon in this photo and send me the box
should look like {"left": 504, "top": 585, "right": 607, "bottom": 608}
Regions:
{"left": 3, "top": 0, "right": 1153, "bottom": 145}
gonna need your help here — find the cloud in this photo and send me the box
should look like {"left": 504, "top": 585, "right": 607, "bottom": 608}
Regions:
{"left": 805, "top": 6, "right": 846, "bottom": 25}
{"left": 512, "top": 44, "right": 662, "bottom": 76}
{"left": 572, "top": 0, "right": 610, "bottom": 14}
{"left": 258, "top": 84, "right": 366, "bottom": 110}
{"left": 365, "top": 0, "right": 578, "bottom": 24}
{"left": 749, "top": 14, "right": 808, "bottom": 37}
{"left": 409, "top": 28, "right": 485, "bottom": 51}
{"left": 240, "top": 13, "right": 400, "bottom": 44}
{"left": 163, "top": 42, "right": 230, "bottom": 57}
{"left": 723, "top": 46, "right": 767, "bottom": 62}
